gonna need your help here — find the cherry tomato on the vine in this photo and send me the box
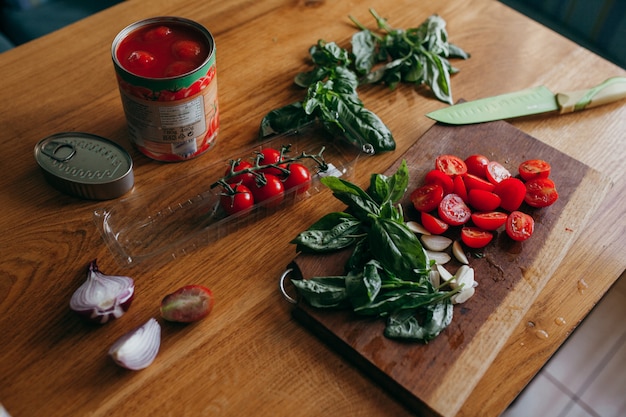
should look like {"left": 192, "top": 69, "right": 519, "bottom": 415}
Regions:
{"left": 471, "top": 211, "right": 508, "bottom": 230}
{"left": 438, "top": 193, "right": 471, "bottom": 226}
{"left": 225, "top": 160, "right": 256, "bottom": 188}
{"left": 281, "top": 163, "right": 311, "bottom": 194}
{"left": 464, "top": 154, "right": 490, "bottom": 178}
{"left": 411, "top": 183, "right": 444, "bottom": 212}
{"left": 258, "top": 148, "right": 283, "bottom": 176}
{"left": 435, "top": 154, "right": 468, "bottom": 176}
{"left": 524, "top": 178, "right": 559, "bottom": 208}
{"left": 518, "top": 159, "right": 551, "bottom": 181}
{"left": 461, "top": 227, "right": 493, "bottom": 248}
{"left": 220, "top": 184, "right": 254, "bottom": 215}
{"left": 252, "top": 174, "right": 284, "bottom": 207}
{"left": 420, "top": 212, "right": 449, "bottom": 235}
{"left": 506, "top": 211, "right": 534, "bottom": 241}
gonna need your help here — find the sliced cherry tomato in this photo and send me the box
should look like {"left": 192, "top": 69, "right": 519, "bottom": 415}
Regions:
{"left": 258, "top": 148, "right": 283, "bottom": 176}
{"left": 524, "top": 178, "right": 559, "bottom": 208}
{"left": 220, "top": 184, "right": 254, "bottom": 215}
{"left": 468, "top": 189, "right": 502, "bottom": 211}
{"left": 424, "top": 169, "right": 454, "bottom": 195}
{"left": 411, "top": 183, "right": 444, "bottom": 212}
{"left": 438, "top": 193, "right": 471, "bottom": 226}
{"left": 225, "top": 160, "right": 256, "bottom": 188}
{"left": 435, "top": 154, "right": 467, "bottom": 176}
{"left": 464, "top": 154, "right": 490, "bottom": 178}
{"left": 506, "top": 211, "right": 535, "bottom": 241}
{"left": 486, "top": 161, "right": 512, "bottom": 184}
{"left": 281, "top": 163, "right": 311, "bottom": 194}
{"left": 518, "top": 159, "right": 551, "bottom": 181}
{"left": 461, "top": 227, "right": 493, "bottom": 248}
{"left": 160, "top": 284, "right": 214, "bottom": 323}
{"left": 494, "top": 177, "right": 526, "bottom": 212}
{"left": 420, "top": 212, "right": 449, "bottom": 235}
{"left": 471, "top": 211, "right": 508, "bottom": 230}
{"left": 463, "top": 173, "right": 496, "bottom": 192}
{"left": 251, "top": 174, "right": 284, "bottom": 207}
{"left": 453, "top": 175, "right": 468, "bottom": 202}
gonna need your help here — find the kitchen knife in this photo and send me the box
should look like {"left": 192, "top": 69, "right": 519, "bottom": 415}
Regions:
{"left": 426, "top": 76, "right": 626, "bottom": 125}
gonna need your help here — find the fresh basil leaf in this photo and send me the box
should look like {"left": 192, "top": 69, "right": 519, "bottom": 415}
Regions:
{"left": 369, "top": 217, "right": 428, "bottom": 278}
{"left": 351, "top": 30, "right": 378, "bottom": 75}
{"left": 291, "top": 277, "right": 348, "bottom": 308}
{"left": 259, "top": 102, "right": 314, "bottom": 138}
{"left": 291, "top": 214, "right": 364, "bottom": 252}
{"left": 384, "top": 300, "right": 453, "bottom": 342}
{"left": 295, "top": 67, "right": 330, "bottom": 88}
{"left": 320, "top": 176, "right": 380, "bottom": 220}
{"left": 345, "top": 260, "right": 382, "bottom": 308}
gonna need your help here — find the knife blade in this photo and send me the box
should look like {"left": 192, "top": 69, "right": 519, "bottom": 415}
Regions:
{"left": 426, "top": 76, "right": 626, "bottom": 125}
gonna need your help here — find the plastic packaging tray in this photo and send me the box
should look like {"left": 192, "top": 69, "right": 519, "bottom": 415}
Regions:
{"left": 94, "top": 125, "right": 362, "bottom": 266}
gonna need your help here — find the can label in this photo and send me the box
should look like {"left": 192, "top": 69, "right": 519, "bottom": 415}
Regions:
{"left": 112, "top": 17, "right": 219, "bottom": 162}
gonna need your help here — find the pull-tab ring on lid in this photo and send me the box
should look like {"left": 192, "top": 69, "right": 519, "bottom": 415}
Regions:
{"left": 40, "top": 140, "right": 76, "bottom": 162}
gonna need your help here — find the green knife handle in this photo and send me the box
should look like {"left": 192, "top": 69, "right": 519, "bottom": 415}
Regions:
{"left": 556, "top": 76, "right": 626, "bottom": 113}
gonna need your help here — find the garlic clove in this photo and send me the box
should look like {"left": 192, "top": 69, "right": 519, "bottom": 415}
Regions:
{"left": 406, "top": 221, "right": 431, "bottom": 235}
{"left": 452, "top": 240, "right": 469, "bottom": 264}
{"left": 452, "top": 286, "right": 475, "bottom": 304}
{"left": 426, "top": 250, "right": 451, "bottom": 265}
{"left": 108, "top": 318, "right": 161, "bottom": 371}
{"left": 421, "top": 235, "right": 453, "bottom": 251}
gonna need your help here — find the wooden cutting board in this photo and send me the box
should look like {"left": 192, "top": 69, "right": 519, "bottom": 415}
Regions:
{"left": 284, "top": 120, "right": 610, "bottom": 417}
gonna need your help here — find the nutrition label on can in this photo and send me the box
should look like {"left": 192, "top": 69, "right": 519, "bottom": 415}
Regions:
{"left": 121, "top": 92, "right": 207, "bottom": 144}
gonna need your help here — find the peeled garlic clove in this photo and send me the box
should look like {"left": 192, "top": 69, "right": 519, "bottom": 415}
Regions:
{"left": 426, "top": 250, "right": 451, "bottom": 265}
{"left": 421, "top": 235, "right": 453, "bottom": 251}
{"left": 436, "top": 264, "right": 453, "bottom": 283}
{"left": 108, "top": 318, "right": 161, "bottom": 371}
{"left": 452, "top": 286, "right": 475, "bottom": 304}
{"left": 452, "top": 240, "right": 469, "bottom": 264}
{"left": 407, "top": 221, "right": 431, "bottom": 235}
{"left": 451, "top": 265, "right": 475, "bottom": 290}
{"left": 429, "top": 269, "right": 441, "bottom": 287}
{"left": 69, "top": 259, "right": 134, "bottom": 324}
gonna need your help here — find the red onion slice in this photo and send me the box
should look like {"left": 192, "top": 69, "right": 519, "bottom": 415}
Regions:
{"left": 108, "top": 318, "right": 161, "bottom": 370}
{"left": 69, "top": 259, "right": 134, "bottom": 324}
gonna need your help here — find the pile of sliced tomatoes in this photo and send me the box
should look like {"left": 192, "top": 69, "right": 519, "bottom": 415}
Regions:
{"left": 410, "top": 154, "right": 559, "bottom": 248}
{"left": 219, "top": 147, "right": 312, "bottom": 215}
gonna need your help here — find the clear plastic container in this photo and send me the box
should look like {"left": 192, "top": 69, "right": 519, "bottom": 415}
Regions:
{"left": 94, "top": 124, "right": 362, "bottom": 266}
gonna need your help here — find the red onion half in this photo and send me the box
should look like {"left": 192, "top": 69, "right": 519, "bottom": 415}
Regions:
{"left": 108, "top": 318, "right": 161, "bottom": 370}
{"left": 69, "top": 259, "right": 134, "bottom": 324}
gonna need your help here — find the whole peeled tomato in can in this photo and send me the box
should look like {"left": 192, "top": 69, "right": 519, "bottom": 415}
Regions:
{"left": 112, "top": 17, "right": 219, "bottom": 162}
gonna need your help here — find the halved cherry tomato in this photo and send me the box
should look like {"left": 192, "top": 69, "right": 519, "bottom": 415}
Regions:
{"left": 494, "top": 177, "right": 526, "bottom": 212}
{"left": 453, "top": 175, "right": 468, "bottom": 202}
{"left": 438, "top": 193, "right": 471, "bottom": 226}
{"left": 420, "top": 212, "right": 449, "bottom": 235}
{"left": 486, "top": 161, "right": 512, "bottom": 184}
{"left": 411, "top": 183, "right": 444, "bottom": 212}
{"left": 464, "top": 154, "right": 490, "bottom": 178}
{"left": 424, "top": 169, "right": 454, "bottom": 195}
{"left": 471, "top": 211, "right": 508, "bottom": 230}
{"left": 506, "top": 211, "right": 534, "bottom": 241}
{"left": 468, "top": 189, "right": 501, "bottom": 211}
{"left": 435, "top": 155, "right": 467, "bottom": 176}
{"left": 220, "top": 184, "right": 254, "bottom": 215}
{"left": 519, "top": 159, "right": 551, "bottom": 181}
{"left": 461, "top": 227, "right": 493, "bottom": 248}
{"left": 524, "top": 178, "right": 559, "bottom": 208}
{"left": 281, "top": 163, "right": 311, "bottom": 194}
{"left": 463, "top": 173, "right": 496, "bottom": 192}
{"left": 251, "top": 174, "right": 284, "bottom": 207}
{"left": 225, "top": 160, "right": 256, "bottom": 188}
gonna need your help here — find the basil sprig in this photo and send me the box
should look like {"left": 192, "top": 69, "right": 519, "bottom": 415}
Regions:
{"left": 291, "top": 161, "right": 459, "bottom": 342}
{"left": 260, "top": 10, "right": 469, "bottom": 154}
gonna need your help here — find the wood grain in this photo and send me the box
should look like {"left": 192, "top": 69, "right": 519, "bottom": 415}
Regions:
{"left": 0, "top": 0, "right": 625, "bottom": 416}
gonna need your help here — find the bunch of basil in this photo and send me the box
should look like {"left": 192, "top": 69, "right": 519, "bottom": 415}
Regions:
{"left": 291, "top": 161, "right": 461, "bottom": 342}
{"left": 260, "top": 10, "right": 469, "bottom": 154}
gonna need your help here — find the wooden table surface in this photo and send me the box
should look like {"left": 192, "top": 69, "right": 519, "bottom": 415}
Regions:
{"left": 1, "top": 0, "right": 624, "bottom": 416}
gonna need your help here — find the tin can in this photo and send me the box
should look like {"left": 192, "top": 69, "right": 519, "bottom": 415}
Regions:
{"left": 112, "top": 17, "right": 219, "bottom": 162}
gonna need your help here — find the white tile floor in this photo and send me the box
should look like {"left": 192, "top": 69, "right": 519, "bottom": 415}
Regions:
{"left": 501, "top": 272, "right": 626, "bottom": 417}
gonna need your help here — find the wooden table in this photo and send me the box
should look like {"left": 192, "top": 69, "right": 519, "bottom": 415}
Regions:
{"left": 1, "top": 0, "right": 624, "bottom": 416}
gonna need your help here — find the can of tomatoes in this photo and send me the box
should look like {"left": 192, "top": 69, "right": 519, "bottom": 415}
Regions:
{"left": 112, "top": 17, "right": 219, "bottom": 161}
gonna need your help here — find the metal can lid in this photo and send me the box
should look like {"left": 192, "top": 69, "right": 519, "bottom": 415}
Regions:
{"left": 34, "top": 132, "right": 134, "bottom": 200}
